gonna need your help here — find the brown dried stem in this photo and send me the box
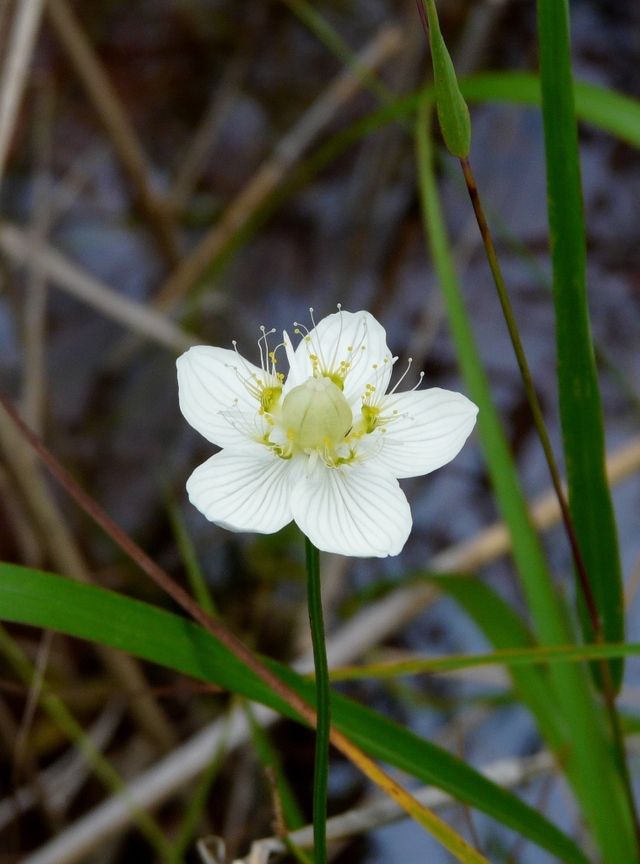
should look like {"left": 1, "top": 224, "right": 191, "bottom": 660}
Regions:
{"left": 46, "top": 0, "right": 181, "bottom": 265}
{"left": 0, "top": 222, "right": 197, "bottom": 352}
{"left": 0, "top": 0, "right": 47, "bottom": 184}
{"left": 151, "top": 24, "right": 403, "bottom": 315}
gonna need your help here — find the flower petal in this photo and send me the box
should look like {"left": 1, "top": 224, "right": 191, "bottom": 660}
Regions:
{"left": 186, "top": 445, "right": 294, "bottom": 534}
{"left": 293, "top": 310, "right": 393, "bottom": 403}
{"left": 374, "top": 388, "right": 478, "bottom": 479}
{"left": 282, "top": 329, "right": 307, "bottom": 393}
{"left": 291, "top": 461, "right": 412, "bottom": 557}
{"left": 177, "top": 345, "right": 263, "bottom": 447}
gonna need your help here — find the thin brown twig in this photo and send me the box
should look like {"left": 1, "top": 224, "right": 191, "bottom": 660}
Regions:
{"left": 22, "top": 72, "right": 54, "bottom": 437}
{"left": 45, "top": 0, "right": 181, "bottom": 265}
{"left": 458, "top": 158, "right": 602, "bottom": 635}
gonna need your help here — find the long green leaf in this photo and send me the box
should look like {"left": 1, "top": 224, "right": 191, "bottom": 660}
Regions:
{"left": 0, "top": 561, "right": 589, "bottom": 864}
{"left": 415, "top": 103, "right": 637, "bottom": 861}
{"left": 540, "top": 0, "right": 623, "bottom": 690}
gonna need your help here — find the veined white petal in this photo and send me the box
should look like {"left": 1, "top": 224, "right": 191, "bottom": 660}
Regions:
{"left": 291, "top": 461, "right": 411, "bottom": 557}
{"left": 282, "top": 329, "right": 306, "bottom": 393}
{"left": 373, "top": 388, "right": 478, "bottom": 479}
{"left": 186, "top": 445, "right": 294, "bottom": 534}
{"left": 293, "top": 310, "right": 393, "bottom": 403}
{"left": 177, "top": 345, "right": 264, "bottom": 447}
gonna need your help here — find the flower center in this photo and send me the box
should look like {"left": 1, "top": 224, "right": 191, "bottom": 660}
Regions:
{"left": 280, "top": 376, "right": 352, "bottom": 450}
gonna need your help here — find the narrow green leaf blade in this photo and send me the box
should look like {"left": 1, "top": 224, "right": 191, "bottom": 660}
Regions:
{"left": 330, "top": 640, "right": 640, "bottom": 681}
{"left": 536, "top": 0, "right": 624, "bottom": 690}
{"left": 0, "top": 562, "right": 590, "bottom": 864}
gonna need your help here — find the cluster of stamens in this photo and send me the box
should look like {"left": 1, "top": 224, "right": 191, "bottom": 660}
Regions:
{"left": 293, "top": 305, "right": 371, "bottom": 390}
{"left": 221, "top": 309, "right": 422, "bottom": 469}
{"left": 227, "top": 327, "right": 284, "bottom": 419}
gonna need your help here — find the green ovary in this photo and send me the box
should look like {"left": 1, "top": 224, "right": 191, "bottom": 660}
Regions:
{"left": 280, "top": 376, "right": 352, "bottom": 450}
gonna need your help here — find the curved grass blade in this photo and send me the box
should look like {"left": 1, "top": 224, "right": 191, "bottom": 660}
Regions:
{"left": 0, "top": 561, "right": 591, "bottom": 864}
{"left": 415, "top": 104, "right": 637, "bottom": 862}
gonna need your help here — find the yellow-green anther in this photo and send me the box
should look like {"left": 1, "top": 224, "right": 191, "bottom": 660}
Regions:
{"left": 260, "top": 386, "right": 282, "bottom": 412}
{"left": 361, "top": 404, "right": 380, "bottom": 434}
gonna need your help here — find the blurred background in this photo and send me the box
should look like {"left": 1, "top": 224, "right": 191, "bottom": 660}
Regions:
{"left": 1, "top": 0, "right": 640, "bottom": 861}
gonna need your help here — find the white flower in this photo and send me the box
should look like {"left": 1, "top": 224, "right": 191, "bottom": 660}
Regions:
{"left": 177, "top": 309, "right": 478, "bottom": 558}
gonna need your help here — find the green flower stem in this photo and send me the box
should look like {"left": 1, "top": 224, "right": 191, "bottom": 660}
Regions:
{"left": 305, "top": 536, "right": 329, "bottom": 864}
